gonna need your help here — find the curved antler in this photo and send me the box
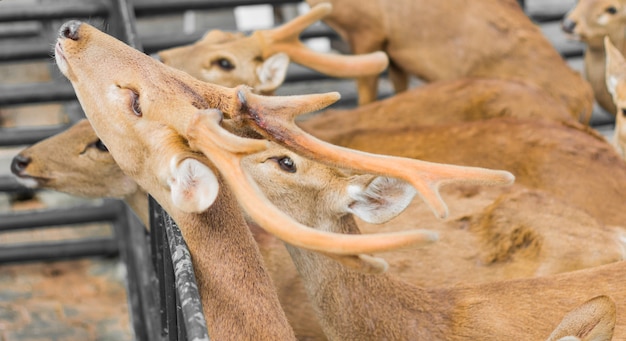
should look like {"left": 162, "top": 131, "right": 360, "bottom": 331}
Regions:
{"left": 254, "top": 3, "right": 389, "bottom": 78}
{"left": 186, "top": 109, "right": 438, "bottom": 260}
{"left": 229, "top": 88, "right": 516, "bottom": 219}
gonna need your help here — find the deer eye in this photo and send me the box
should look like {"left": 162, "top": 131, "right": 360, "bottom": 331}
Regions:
{"left": 270, "top": 156, "right": 296, "bottom": 173}
{"left": 93, "top": 139, "right": 108, "bottom": 152}
{"left": 606, "top": 6, "right": 618, "bottom": 14}
{"left": 214, "top": 58, "right": 235, "bottom": 71}
{"left": 621, "top": 108, "right": 626, "bottom": 116}
{"left": 130, "top": 90, "right": 142, "bottom": 116}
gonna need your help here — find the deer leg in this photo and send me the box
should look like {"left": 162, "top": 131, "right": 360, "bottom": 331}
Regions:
{"left": 388, "top": 60, "right": 408, "bottom": 94}
{"left": 348, "top": 35, "right": 386, "bottom": 105}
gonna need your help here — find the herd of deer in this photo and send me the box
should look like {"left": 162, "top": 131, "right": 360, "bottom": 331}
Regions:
{"left": 8, "top": 0, "right": 626, "bottom": 340}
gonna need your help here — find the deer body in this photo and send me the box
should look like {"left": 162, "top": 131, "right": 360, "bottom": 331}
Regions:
{"left": 562, "top": 0, "right": 626, "bottom": 115}
{"left": 241, "top": 146, "right": 626, "bottom": 340}
{"left": 306, "top": 0, "right": 593, "bottom": 121}
{"left": 311, "top": 117, "right": 626, "bottom": 227}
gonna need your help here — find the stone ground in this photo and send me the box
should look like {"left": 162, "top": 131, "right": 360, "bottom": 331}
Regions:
{"left": 0, "top": 0, "right": 614, "bottom": 340}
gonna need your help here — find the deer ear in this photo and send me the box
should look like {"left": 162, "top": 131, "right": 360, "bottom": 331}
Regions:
{"left": 546, "top": 295, "right": 616, "bottom": 341}
{"left": 255, "top": 53, "right": 289, "bottom": 93}
{"left": 605, "top": 37, "right": 626, "bottom": 98}
{"left": 167, "top": 156, "right": 219, "bottom": 213}
{"left": 346, "top": 176, "right": 416, "bottom": 224}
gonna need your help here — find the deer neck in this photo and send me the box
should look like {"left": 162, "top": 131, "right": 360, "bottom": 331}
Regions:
{"left": 284, "top": 214, "right": 452, "bottom": 340}
{"left": 164, "top": 178, "right": 296, "bottom": 340}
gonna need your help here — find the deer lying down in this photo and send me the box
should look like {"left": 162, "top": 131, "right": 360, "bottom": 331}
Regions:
{"left": 157, "top": 3, "right": 388, "bottom": 96}
{"left": 54, "top": 20, "right": 515, "bottom": 339}
{"left": 304, "top": 0, "right": 593, "bottom": 121}
{"left": 604, "top": 37, "right": 626, "bottom": 158}
{"left": 314, "top": 117, "right": 626, "bottom": 228}
{"left": 223, "top": 125, "right": 626, "bottom": 340}
{"left": 11, "top": 120, "right": 626, "bottom": 340}
{"left": 562, "top": 0, "right": 626, "bottom": 115}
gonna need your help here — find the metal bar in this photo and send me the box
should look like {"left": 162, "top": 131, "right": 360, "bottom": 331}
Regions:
{"left": 0, "top": 237, "right": 118, "bottom": 263}
{"left": 163, "top": 214, "right": 209, "bottom": 341}
{"left": 0, "top": 125, "right": 71, "bottom": 147}
{"left": 0, "top": 176, "right": 29, "bottom": 193}
{"left": 0, "top": 200, "right": 123, "bottom": 231}
{"left": 150, "top": 198, "right": 171, "bottom": 339}
{"left": 162, "top": 218, "right": 178, "bottom": 341}
{"left": 0, "top": 0, "right": 109, "bottom": 23}
{"left": 132, "top": 0, "right": 300, "bottom": 17}
{"left": 0, "top": 82, "right": 76, "bottom": 106}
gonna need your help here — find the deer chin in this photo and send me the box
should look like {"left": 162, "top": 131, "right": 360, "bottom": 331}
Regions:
{"left": 54, "top": 41, "right": 71, "bottom": 78}
{"left": 13, "top": 174, "right": 45, "bottom": 189}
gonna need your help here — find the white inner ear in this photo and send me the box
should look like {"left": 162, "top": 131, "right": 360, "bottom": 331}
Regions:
{"left": 347, "top": 177, "right": 416, "bottom": 224}
{"left": 607, "top": 75, "right": 619, "bottom": 97}
{"left": 255, "top": 53, "right": 289, "bottom": 92}
{"left": 168, "top": 157, "right": 219, "bottom": 213}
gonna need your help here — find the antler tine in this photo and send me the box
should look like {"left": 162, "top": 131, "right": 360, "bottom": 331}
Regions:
{"left": 265, "top": 2, "right": 332, "bottom": 42}
{"left": 231, "top": 91, "right": 516, "bottom": 219}
{"left": 255, "top": 4, "right": 389, "bottom": 77}
{"left": 186, "top": 109, "right": 439, "bottom": 258}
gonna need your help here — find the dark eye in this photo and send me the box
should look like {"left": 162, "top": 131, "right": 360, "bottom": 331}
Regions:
{"left": 130, "top": 90, "right": 141, "bottom": 116}
{"left": 214, "top": 58, "right": 235, "bottom": 71}
{"left": 607, "top": 6, "right": 618, "bottom": 14}
{"left": 94, "top": 139, "right": 108, "bottom": 151}
{"left": 271, "top": 156, "right": 296, "bottom": 173}
{"left": 621, "top": 108, "right": 626, "bottom": 116}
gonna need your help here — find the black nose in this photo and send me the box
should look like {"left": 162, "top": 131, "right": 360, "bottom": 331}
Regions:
{"left": 11, "top": 154, "right": 31, "bottom": 175}
{"left": 561, "top": 18, "right": 577, "bottom": 34}
{"left": 59, "top": 20, "right": 82, "bottom": 41}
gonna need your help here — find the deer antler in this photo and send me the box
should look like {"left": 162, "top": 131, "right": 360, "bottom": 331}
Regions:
{"left": 186, "top": 109, "right": 438, "bottom": 262}
{"left": 227, "top": 88, "right": 516, "bottom": 219}
{"left": 253, "top": 3, "right": 389, "bottom": 78}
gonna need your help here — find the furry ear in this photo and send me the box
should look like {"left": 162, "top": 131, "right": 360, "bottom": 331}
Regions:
{"left": 346, "top": 176, "right": 416, "bottom": 224}
{"left": 167, "top": 156, "right": 219, "bottom": 213}
{"left": 255, "top": 53, "right": 289, "bottom": 93}
{"left": 546, "top": 295, "right": 616, "bottom": 341}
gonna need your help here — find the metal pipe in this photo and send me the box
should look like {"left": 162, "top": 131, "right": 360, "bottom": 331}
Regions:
{"left": 0, "top": 238, "right": 118, "bottom": 263}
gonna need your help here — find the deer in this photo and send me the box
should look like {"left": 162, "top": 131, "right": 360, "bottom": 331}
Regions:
{"left": 561, "top": 0, "right": 626, "bottom": 115}
{"left": 604, "top": 36, "right": 626, "bottom": 158}
{"left": 183, "top": 110, "right": 626, "bottom": 340}
{"left": 156, "top": 6, "right": 578, "bottom": 126}
{"left": 301, "top": 0, "right": 594, "bottom": 122}
{"left": 53, "top": 20, "right": 517, "bottom": 339}
{"left": 157, "top": 3, "right": 388, "bottom": 96}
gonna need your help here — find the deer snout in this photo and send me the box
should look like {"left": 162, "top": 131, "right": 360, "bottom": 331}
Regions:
{"left": 561, "top": 18, "right": 577, "bottom": 34}
{"left": 10, "top": 154, "right": 31, "bottom": 176}
{"left": 59, "top": 20, "right": 82, "bottom": 41}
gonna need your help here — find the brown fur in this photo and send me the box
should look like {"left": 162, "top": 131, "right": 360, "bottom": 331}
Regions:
{"left": 307, "top": 0, "right": 594, "bottom": 121}
{"left": 562, "top": 0, "right": 626, "bottom": 115}
{"left": 546, "top": 295, "right": 615, "bottom": 341}
{"left": 318, "top": 117, "right": 626, "bottom": 227}
{"left": 242, "top": 147, "right": 626, "bottom": 340}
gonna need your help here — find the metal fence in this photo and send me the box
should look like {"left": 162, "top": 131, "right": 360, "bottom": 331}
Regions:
{"left": 0, "top": 1, "right": 603, "bottom": 340}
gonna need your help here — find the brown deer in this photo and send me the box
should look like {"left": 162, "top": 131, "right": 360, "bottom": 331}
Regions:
{"left": 562, "top": 0, "right": 626, "bottom": 115}
{"left": 53, "top": 19, "right": 519, "bottom": 338}
{"left": 307, "top": 117, "right": 626, "bottom": 228}
{"left": 604, "top": 36, "right": 626, "bottom": 158}
{"left": 303, "top": 0, "right": 593, "bottom": 121}
{"left": 189, "top": 112, "right": 626, "bottom": 339}
{"left": 157, "top": 3, "right": 388, "bottom": 96}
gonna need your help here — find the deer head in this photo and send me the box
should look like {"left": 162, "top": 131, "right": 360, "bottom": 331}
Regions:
{"left": 604, "top": 36, "right": 626, "bottom": 157}
{"left": 563, "top": 0, "right": 626, "bottom": 49}
{"left": 157, "top": 3, "right": 389, "bottom": 94}
{"left": 54, "top": 20, "right": 445, "bottom": 262}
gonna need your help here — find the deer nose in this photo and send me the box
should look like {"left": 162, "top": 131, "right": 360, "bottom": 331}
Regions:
{"left": 11, "top": 154, "right": 31, "bottom": 175}
{"left": 59, "top": 20, "right": 82, "bottom": 41}
{"left": 561, "top": 18, "right": 577, "bottom": 34}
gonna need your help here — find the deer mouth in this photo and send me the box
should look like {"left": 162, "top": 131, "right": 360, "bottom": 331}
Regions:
{"left": 13, "top": 173, "right": 48, "bottom": 189}
{"left": 54, "top": 41, "right": 69, "bottom": 76}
